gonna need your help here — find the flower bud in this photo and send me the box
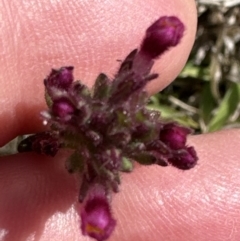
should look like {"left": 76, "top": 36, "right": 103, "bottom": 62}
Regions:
{"left": 159, "top": 123, "right": 191, "bottom": 150}
{"left": 44, "top": 66, "right": 74, "bottom": 90}
{"left": 17, "top": 132, "right": 60, "bottom": 156}
{"left": 140, "top": 16, "right": 184, "bottom": 59}
{"left": 168, "top": 146, "right": 198, "bottom": 170}
{"left": 80, "top": 189, "right": 116, "bottom": 241}
{"left": 51, "top": 97, "right": 75, "bottom": 119}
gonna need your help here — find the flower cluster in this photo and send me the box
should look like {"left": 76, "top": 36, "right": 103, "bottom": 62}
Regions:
{"left": 18, "top": 16, "right": 198, "bottom": 241}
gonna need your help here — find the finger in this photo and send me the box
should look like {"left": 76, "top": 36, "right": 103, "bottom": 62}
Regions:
{"left": 0, "top": 0, "right": 197, "bottom": 146}
{"left": 114, "top": 129, "right": 240, "bottom": 241}
{"left": 1, "top": 129, "right": 240, "bottom": 241}
{"left": 0, "top": 152, "right": 79, "bottom": 241}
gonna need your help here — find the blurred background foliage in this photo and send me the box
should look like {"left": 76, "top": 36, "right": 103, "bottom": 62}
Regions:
{"left": 148, "top": 0, "right": 240, "bottom": 133}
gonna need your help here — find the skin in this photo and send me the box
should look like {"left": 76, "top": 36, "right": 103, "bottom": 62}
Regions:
{"left": 1, "top": 0, "right": 240, "bottom": 240}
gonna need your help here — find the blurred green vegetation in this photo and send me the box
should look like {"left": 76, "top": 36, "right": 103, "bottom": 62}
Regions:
{"left": 148, "top": 1, "right": 240, "bottom": 134}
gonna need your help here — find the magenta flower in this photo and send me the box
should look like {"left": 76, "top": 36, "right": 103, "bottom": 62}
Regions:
{"left": 140, "top": 16, "right": 185, "bottom": 59}
{"left": 80, "top": 188, "right": 116, "bottom": 241}
{"left": 169, "top": 146, "right": 198, "bottom": 170}
{"left": 159, "top": 123, "right": 191, "bottom": 150}
{"left": 132, "top": 16, "right": 184, "bottom": 77}
{"left": 44, "top": 66, "right": 74, "bottom": 90}
{"left": 51, "top": 97, "right": 75, "bottom": 119}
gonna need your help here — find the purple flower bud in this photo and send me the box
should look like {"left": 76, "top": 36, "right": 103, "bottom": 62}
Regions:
{"left": 80, "top": 189, "right": 116, "bottom": 241}
{"left": 159, "top": 123, "right": 191, "bottom": 150}
{"left": 44, "top": 66, "right": 74, "bottom": 90}
{"left": 52, "top": 97, "right": 75, "bottom": 119}
{"left": 140, "top": 16, "right": 185, "bottom": 59}
{"left": 168, "top": 146, "right": 198, "bottom": 170}
{"left": 17, "top": 131, "right": 60, "bottom": 156}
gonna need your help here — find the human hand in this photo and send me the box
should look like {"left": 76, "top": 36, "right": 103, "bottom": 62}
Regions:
{"left": 2, "top": 1, "right": 239, "bottom": 241}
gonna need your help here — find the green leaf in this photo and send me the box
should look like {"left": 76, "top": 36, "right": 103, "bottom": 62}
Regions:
{"left": 208, "top": 83, "right": 240, "bottom": 132}
{"left": 133, "top": 152, "right": 156, "bottom": 165}
{"left": 45, "top": 91, "right": 53, "bottom": 108}
{"left": 121, "top": 157, "right": 133, "bottom": 172}
{"left": 147, "top": 104, "right": 198, "bottom": 129}
{"left": 93, "top": 73, "right": 110, "bottom": 100}
{"left": 199, "top": 83, "right": 216, "bottom": 124}
{"left": 179, "top": 61, "right": 209, "bottom": 80}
